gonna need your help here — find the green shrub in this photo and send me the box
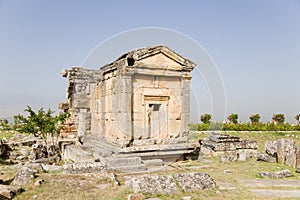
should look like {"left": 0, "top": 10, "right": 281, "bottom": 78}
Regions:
{"left": 13, "top": 106, "right": 69, "bottom": 138}
{"left": 249, "top": 114, "right": 260, "bottom": 124}
{"left": 272, "top": 114, "right": 285, "bottom": 124}
{"left": 227, "top": 114, "right": 238, "bottom": 124}
{"left": 200, "top": 114, "right": 212, "bottom": 124}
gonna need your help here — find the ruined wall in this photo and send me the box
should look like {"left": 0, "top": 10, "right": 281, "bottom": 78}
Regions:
{"left": 62, "top": 68, "right": 101, "bottom": 137}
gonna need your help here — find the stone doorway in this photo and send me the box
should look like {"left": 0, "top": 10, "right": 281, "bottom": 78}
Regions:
{"left": 144, "top": 96, "right": 169, "bottom": 139}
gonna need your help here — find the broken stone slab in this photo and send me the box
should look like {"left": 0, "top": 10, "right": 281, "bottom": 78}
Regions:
{"left": 12, "top": 167, "right": 36, "bottom": 186}
{"left": 201, "top": 140, "right": 237, "bottom": 151}
{"left": 127, "top": 175, "right": 178, "bottom": 195}
{"left": 265, "top": 140, "right": 278, "bottom": 157}
{"left": 0, "top": 184, "right": 23, "bottom": 200}
{"left": 219, "top": 152, "right": 238, "bottom": 163}
{"left": 63, "top": 162, "right": 107, "bottom": 174}
{"left": 258, "top": 169, "right": 293, "bottom": 178}
{"left": 175, "top": 172, "right": 216, "bottom": 192}
{"left": 257, "top": 153, "right": 277, "bottom": 163}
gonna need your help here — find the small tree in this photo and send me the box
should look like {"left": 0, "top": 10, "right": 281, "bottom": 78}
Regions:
{"left": 227, "top": 113, "right": 238, "bottom": 124}
{"left": 249, "top": 114, "right": 260, "bottom": 124}
{"left": 295, "top": 114, "right": 300, "bottom": 124}
{"left": 272, "top": 114, "right": 285, "bottom": 124}
{"left": 200, "top": 114, "right": 212, "bottom": 124}
{"left": 14, "top": 106, "right": 69, "bottom": 138}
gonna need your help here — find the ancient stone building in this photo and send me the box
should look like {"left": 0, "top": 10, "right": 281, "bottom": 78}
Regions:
{"left": 60, "top": 45, "right": 196, "bottom": 151}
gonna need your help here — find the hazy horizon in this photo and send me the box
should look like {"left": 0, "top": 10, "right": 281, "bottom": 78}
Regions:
{"left": 1, "top": 1, "right": 300, "bottom": 124}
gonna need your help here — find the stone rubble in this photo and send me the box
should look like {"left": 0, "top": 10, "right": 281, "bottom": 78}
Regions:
{"left": 257, "top": 153, "right": 277, "bottom": 163}
{"left": 258, "top": 138, "right": 300, "bottom": 170}
{"left": 126, "top": 172, "right": 215, "bottom": 195}
{"left": 200, "top": 132, "right": 258, "bottom": 160}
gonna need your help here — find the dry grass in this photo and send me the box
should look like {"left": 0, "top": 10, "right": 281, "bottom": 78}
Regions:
{"left": 2, "top": 131, "right": 300, "bottom": 199}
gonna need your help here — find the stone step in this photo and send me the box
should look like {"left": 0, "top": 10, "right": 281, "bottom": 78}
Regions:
{"left": 109, "top": 163, "right": 147, "bottom": 173}
{"left": 142, "top": 159, "right": 164, "bottom": 167}
{"left": 105, "top": 156, "right": 142, "bottom": 167}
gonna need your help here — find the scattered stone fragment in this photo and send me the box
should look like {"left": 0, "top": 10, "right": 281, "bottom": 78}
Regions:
{"left": 13, "top": 167, "right": 36, "bottom": 186}
{"left": 257, "top": 153, "right": 277, "bottom": 163}
{"left": 182, "top": 196, "right": 191, "bottom": 200}
{"left": 258, "top": 169, "right": 293, "bottom": 178}
{"left": 223, "top": 170, "right": 233, "bottom": 174}
{"left": 0, "top": 184, "right": 23, "bottom": 200}
{"left": 127, "top": 193, "right": 145, "bottom": 200}
{"left": 175, "top": 172, "right": 216, "bottom": 192}
{"left": 127, "top": 175, "right": 178, "bottom": 195}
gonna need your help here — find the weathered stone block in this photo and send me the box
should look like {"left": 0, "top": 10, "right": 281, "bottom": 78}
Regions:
{"left": 175, "top": 172, "right": 216, "bottom": 191}
{"left": 13, "top": 167, "right": 36, "bottom": 186}
{"left": 127, "top": 175, "right": 178, "bottom": 195}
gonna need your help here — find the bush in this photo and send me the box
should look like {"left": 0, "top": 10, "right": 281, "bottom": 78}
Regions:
{"left": 200, "top": 114, "right": 212, "bottom": 124}
{"left": 272, "top": 114, "right": 285, "bottom": 124}
{"left": 227, "top": 114, "right": 238, "bottom": 124}
{"left": 13, "top": 106, "right": 69, "bottom": 138}
{"left": 249, "top": 114, "right": 260, "bottom": 124}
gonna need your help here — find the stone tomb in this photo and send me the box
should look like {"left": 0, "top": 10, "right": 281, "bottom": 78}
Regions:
{"left": 59, "top": 45, "right": 199, "bottom": 165}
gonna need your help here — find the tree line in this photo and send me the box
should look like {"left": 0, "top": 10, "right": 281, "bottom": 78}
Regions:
{"left": 192, "top": 113, "right": 300, "bottom": 131}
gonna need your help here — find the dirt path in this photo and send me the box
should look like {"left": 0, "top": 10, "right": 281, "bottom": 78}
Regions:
{"left": 238, "top": 179, "right": 300, "bottom": 198}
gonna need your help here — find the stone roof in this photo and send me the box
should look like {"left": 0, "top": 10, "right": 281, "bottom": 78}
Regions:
{"left": 100, "top": 45, "right": 196, "bottom": 72}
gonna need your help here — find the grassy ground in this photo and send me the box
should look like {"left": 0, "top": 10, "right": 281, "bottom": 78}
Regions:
{"left": 1, "top": 131, "right": 300, "bottom": 200}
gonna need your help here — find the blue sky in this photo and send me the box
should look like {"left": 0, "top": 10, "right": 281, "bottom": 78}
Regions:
{"left": 0, "top": 0, "right": 300, "bottom": 123}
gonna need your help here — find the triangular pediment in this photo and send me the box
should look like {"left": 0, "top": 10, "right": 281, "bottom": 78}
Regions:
{"left": 101, "top": 45, "right": 196, "bottom": 72}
